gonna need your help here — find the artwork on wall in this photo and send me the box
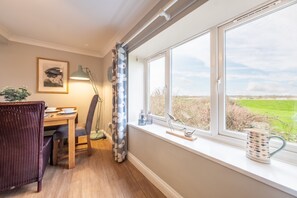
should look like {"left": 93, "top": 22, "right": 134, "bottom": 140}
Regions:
{"left": 37, "top": 57, "right": 69, "bottom": 94}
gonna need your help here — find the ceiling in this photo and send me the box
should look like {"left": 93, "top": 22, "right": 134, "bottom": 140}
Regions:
{"left": 131, "top": 0, "right": 269, "bottom": 58}
{"left": 0, "top": 0, "right": 159, "bottom": 57}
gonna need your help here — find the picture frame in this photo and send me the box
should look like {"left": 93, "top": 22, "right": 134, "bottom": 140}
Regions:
{"left": 37, "top": 57, "right": 69, "bottom": 94}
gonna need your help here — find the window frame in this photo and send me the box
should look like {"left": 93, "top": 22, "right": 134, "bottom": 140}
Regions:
{"left": 144, "top": 0, "right": 297, "bottom": 163}
{"left": 145, "top": 52, "right": 167, "bottom": 120}
{"left": 170, "top": 31, "right": 212, "bottom": 132}
{"left": 146, "top": 31, "right": 213, "bottom": 134}
{"left": 217, "top": 0, "right": 297, "bottom": 156}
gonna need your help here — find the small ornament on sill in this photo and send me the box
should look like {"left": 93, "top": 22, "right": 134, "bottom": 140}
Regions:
{"left": 167, "top": 113, "right": 196, "bottom": 138}
{"left": 138, "top": 110, "right": 146, "bottom": 126}
{"left": 146, "top": 111, "right": 153, "bottom": 125}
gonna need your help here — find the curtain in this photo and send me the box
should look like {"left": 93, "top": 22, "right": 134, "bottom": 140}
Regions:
{"left": 112, "top": 43, "right": 128, "bottom": 163}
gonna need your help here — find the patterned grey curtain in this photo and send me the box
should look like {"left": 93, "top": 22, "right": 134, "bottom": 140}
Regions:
{"left": 112, "top": 43, "right": 128, "bottom": 163}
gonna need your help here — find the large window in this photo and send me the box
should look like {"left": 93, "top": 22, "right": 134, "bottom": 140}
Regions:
{"left": 145, "top": 1, "right": 297, "bottom": 155}
{"left": 148, "top": 55, "right": 166, "bottom": 117}
{"left": 221, "top": 2, "right": 297, "bottom": 144}
{"left": 171, "top": 33, "right": 211, "bottom": 130}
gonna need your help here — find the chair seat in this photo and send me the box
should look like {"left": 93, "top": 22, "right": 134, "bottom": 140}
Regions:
{"left": 53, "top": 123, "right": 86, "bottom": 140}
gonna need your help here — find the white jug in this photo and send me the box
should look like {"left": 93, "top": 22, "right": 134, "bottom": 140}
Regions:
{"left": 245, "top": 128, "right": 286, "bottom": 163}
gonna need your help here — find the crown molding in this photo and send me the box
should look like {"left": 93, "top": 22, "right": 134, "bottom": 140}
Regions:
{"left": 0, "top": 26, "right": 10, "bottom": 44}
{"left": 0, "top": 27, "right": 104, "bottom": 58}
{"left": 9, "top": 35, "right": 103, "bottom": 58}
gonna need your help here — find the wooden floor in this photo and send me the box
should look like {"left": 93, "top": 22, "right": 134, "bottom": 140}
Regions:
{"left": 0, "top": 139, "right": 165, "bottom": 198}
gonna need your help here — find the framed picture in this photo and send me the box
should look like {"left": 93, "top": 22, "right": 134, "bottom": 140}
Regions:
{"left": 37, "top": 58, "right": 69, "bottom": 94}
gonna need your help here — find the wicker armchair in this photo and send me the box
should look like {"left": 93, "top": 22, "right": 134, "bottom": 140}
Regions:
{"left": 0, "top": 101, "right": 52, "bottom": 192}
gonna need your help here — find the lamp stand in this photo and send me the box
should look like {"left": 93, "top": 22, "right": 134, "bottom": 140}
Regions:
{"left": 85, "top": 68, "right": 106, "bottom": 140}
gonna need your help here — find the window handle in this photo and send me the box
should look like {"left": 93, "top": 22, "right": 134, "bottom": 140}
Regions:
{"left": 217, "top": 78, "right": 221, "bottom": 93}
{"left": 217, "top": 78, "right": 221, "bottom": 85}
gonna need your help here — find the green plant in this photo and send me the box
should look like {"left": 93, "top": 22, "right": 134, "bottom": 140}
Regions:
{"left": 0, "top": 87, "right": 31, "bottom": 102}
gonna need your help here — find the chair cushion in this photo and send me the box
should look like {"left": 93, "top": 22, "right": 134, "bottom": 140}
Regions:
{"left": 53, "top": 124, "right": 86, "bottom": 140}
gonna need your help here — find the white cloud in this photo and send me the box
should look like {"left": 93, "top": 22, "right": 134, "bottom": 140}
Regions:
{"left": 227, "top": 73, "right": 265, "bottom": 80}
{"left": 173, "top": 71, "right": 209, "bottom": 78}
{"left": 227, "top": 71, "right": 297, "bottom": 82}
{"left": 226, "top": 3, "right": 297, "bottom": 72}
{"left": 246, "top": 82, "right": 296, "bottom": 95}
{"left": 172, "top": 32, "right": 210, "bottom": 68}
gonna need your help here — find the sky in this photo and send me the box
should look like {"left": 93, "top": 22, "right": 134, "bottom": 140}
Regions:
{"left": 171, "top": 33, "right": 210, "bottom": 96}
{"left": 225, "top": 3, "right": 297, "bottom": 96}
{"left": 149, "top": 57, "right": 165, "bottom": 95}
{"left": 158, "top": 2, "right": 297, "bottom": 97}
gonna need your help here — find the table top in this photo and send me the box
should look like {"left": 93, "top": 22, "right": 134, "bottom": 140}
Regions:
{"left": 43, "top": 109, "right": 78, "bottom": 169}
{"left": 44, "top": 112, "right": 77, "bottom": 127}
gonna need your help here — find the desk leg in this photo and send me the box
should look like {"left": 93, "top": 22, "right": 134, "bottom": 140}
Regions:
{"left": 68, "top": 119, "right": 75, "bottom": 169}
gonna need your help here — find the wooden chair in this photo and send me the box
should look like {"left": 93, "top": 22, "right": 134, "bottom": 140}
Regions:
{"left": 52, "top": 95, "right": 98, "bottom": 165}
{"left": 0, "top": 101, "right": 52, "bottom": 192}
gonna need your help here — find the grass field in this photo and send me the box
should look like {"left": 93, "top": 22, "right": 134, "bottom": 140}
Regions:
{"left": 236, "top": 99, "right": 297, "bottom": 142}
{"left": 150, "top": 90, "right": 297, "bottom": 142}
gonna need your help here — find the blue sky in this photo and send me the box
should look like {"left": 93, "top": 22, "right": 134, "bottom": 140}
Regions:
{"left": 172, "top": 32, "right": 210, "bottom": 96}
{"left": 169, "top": 3, "right": 297, "bottom": 97}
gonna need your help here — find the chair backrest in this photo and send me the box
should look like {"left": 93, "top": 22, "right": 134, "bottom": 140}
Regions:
{"left": 85, "top": 95, "right": 98, "bottom": 135}
{"left": 0, "top": 101, "right": 45, "bottom": 191}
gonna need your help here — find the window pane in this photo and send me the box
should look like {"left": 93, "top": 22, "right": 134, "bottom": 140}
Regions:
{"left": 171, "top": 33, "right": 210, "bottom": 130}
{"left": 225, "top": 4, "right": 297, "bottom": 143}
{"left": 149, "top": 57, "right": 165, "bottom": 116}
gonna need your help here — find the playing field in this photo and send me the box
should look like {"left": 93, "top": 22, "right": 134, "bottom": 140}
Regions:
{"left": 237, "top": 99, "right": 297, "bottom": 142}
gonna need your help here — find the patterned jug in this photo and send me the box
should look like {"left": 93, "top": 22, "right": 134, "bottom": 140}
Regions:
{"left": 245, "top": 128, "right": 286, "bottom": 163}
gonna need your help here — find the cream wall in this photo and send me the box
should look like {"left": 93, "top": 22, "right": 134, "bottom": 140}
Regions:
{"left": 128, "top": 126, "right": 294, "bottom": 198}
{"left": 0, "top": 41, "right": 103, "bottom": 127}
{"left": 128, "top": 55, "right": 145, "bottom": 122}
{"left": 101, "top": 51, "right": 113, "bottom": 134}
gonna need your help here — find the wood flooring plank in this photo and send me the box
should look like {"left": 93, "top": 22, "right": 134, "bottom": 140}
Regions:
{"left": 0, "top": 139, "right": 165, "bottom": 198}
{"left": 125, "top": 160, "right": 166, "bottom": 198}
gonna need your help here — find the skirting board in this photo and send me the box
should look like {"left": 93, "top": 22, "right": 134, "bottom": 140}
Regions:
{"left": 128, "top": 152, "right": 183, "bottom": 198}
{"left": 100, "top": 130, "right": 182, "bottom": 197}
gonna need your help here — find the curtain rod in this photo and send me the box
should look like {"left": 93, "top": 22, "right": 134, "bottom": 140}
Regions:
{"left": 122, "top": 0, "right": 178, "bottom": 47}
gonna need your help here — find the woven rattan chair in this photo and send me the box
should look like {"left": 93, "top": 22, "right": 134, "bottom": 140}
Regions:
{"left": 0, "top": 101, "right": 52, "bottom": 192}
{"left": 52, "top": 95, "right": 98, "bottom": 165}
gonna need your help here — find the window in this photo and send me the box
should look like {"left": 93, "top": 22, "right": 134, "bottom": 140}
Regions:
{"left": 171, "top": 33, "right": 211, "bottom": 130}
{"left": 145, "top": 0, "right": 297, "bottom": 160}
{"left": 220, "top": 2, "right": 297, "bottom": 144}
{"left": 148, "top": 55, "right": 166, "bottom": 117}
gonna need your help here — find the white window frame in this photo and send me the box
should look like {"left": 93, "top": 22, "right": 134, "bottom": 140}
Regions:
{"left": 144, "top": 0, "right": 297, "bottom": 164}
{"left": 146, "top": 31, "right": 213, "bottom": 133}
{"left": 217, "top": 0, "right": 297, "bottom": 160}
{"left": 170, "top": 31, "right": 212, "bottom": 134}
{"left": 145, "top": 52, "right": 168, "bottom": 121}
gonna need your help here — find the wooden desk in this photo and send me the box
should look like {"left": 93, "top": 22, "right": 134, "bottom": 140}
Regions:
{"left": 44, "top": 112, "right": 77, "bottom": 169}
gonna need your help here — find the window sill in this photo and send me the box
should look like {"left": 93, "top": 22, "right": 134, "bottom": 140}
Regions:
{"left": 128, "top": 122, "right": 297, "bottom": 197}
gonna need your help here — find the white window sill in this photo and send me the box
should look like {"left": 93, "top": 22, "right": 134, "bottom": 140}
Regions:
{"left": 128, "top": 122, "right": 297, "bottom": 197}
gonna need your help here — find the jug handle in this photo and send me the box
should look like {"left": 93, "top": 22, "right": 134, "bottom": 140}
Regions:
{"left": 268, "top": 136, "right": 286, "bottom": 157}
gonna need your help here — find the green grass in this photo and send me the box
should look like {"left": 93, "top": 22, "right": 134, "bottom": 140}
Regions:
{"left": 237, "top": 99, "right": 297, "bottom": 141}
